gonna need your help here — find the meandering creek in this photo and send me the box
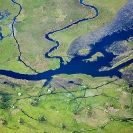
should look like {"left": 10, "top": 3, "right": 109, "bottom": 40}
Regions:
{"left": 0, "top": 0, "right": 133, "bottom": 81}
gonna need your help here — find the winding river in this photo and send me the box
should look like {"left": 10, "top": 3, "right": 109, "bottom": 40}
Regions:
{"left": 0, "top": 0, "right": 133, "bottom": 82}
{"left": 45, "top": 0, "right": 98, "bottom": 63}
{"left": 11, "top": 0, "right": 38, "bottom": 73}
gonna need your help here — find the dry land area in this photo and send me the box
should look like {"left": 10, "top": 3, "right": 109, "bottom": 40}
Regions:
{"left": 0, "top": 0, "right": 133, "bottom": 133}
{"left": 0, "top": 0, "right": 127, "bottom": 72}
{"left": 0, "top": 75, "right": 133, "bottom": 133}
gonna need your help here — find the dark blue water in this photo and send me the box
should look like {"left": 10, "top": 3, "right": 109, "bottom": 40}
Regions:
{"left": 0, "top": 32, "right": 3, "bottom": 41}
{"left": 0, "top": 10, "right": 11, "bottom": 41}
{"left": 0, "top": 10, "right": 11, "bottom": 21}
{"left": 1, "top": 28, "right": 133, "bottom": 81}
{"left": 0, "top": 0, "right": 133, "bottom": 82}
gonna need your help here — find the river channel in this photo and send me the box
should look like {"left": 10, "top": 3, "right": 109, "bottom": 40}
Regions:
{"left": 0, "top": 0, "right": 133, "bottom": 82}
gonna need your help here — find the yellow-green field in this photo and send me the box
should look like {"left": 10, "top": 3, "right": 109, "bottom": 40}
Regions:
{"left": 0, "top": 75, "right": 133, "bottom": 133}
{"left": 0, "top": 0, "right": 133, "bottom": 133}
{"left": 0, "top": 0, "right": 127, "bottom": 72}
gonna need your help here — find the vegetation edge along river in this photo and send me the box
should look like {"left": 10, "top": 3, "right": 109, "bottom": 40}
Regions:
{"left": 0, "top": 0, "right": 133, "bottom": 83}
{"left": 0, "top": 1, "right": 133, "bottom": 132}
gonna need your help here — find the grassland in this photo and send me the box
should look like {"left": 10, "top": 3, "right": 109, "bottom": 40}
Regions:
{"left": 0, "top": 0, "right": 36, "bottom": 73}
{"left": 49, "top": 0, "right": 127, "bottom": 63}
{"left": 0, "top": 74, "right": 133, "bottom": 133}
{"left": 0, "top": 0, "right": 91, "bottom": 73}
{"left": 129, "top": 40, "right": 133, "bottom": 47}
{"left": 0, "top": 0, "right": 133, "bottom": 132}
{"left": 0, "top": 0, "right": 127, "bottom": 72}
{"left": 13, "top": 0, "right": 92, "bottom": 72}
{"left": 78, "top": 49, "right": 90, "bottom": 56}
{"left": 0, "top": 37, "right": 34, "bottom": 73}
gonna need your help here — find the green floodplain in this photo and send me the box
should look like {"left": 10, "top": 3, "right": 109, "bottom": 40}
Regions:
{"left": 0, "top": 0, "right": 133, "bottom": 133}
